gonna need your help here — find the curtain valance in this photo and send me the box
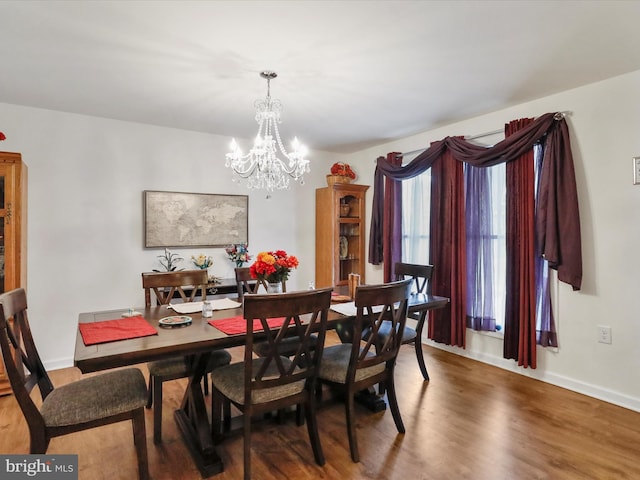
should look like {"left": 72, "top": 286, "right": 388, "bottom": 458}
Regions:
{"left": 369, "top": 112, "right": 582, "bottom": 290}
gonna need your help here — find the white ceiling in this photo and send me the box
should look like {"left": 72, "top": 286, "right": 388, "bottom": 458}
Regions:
{"left": 1, "top": 0, "right": 640, "bottom": 154}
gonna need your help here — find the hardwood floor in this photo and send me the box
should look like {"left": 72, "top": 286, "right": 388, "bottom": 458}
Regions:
{"left": 1, "top": 332, "right": 639, "bottom": 479}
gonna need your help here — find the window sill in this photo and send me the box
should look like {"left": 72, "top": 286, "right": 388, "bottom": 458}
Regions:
{"left": 468, "top": 328, "right": 504, "bottom": 340}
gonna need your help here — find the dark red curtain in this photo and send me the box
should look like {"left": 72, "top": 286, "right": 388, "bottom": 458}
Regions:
{"left": 504, "top": 118, "right": 537, "bottom": 368}
{"left": 382, "top": 153, "right": 403, "bottom": 282}
{"left": 368, "top": 112, "right": 581, "bottom": 358}
{"left": 428, "top": 147, "right": 467, "bottom": 347}
{"left": 369, "top": 112, "right": 582, "bottom": 291}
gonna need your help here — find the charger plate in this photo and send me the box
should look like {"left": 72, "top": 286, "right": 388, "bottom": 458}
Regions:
{"left": 159, "top": 315, "right": 192, "bottom": 328}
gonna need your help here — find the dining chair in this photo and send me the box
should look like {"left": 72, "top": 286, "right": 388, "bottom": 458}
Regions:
{"left": 142, "top": 270, "right": 232, "bottom": 444}
{"left": 235, "top": 266, "right": 316, "bottom": 425}
{"left": 236, "top": 266, "right": 304, "bottom": 356}
{"left": 234, "top": 266, "right": 287, "bottom": 300}
{"left": 394, "top": 262, "right": 435, "bottom": 380}
{"left": 235, "top": 266, "right": 268, "bottom": 299}
{"left": 318, "top": 278, "right": 412, "bottom": 463}
{"left": 211, "top": 287, "right": 333, "bottom": 480}
{"left": 365, "top": 262, "right": 435, "bottom": 385}
{"left": 0, "top": 288, "right": 150, "bottom": 480}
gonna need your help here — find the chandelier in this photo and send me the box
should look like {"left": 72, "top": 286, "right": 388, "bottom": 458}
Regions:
{"left": 225, "top": 71, "right": 309, "bottom": 192}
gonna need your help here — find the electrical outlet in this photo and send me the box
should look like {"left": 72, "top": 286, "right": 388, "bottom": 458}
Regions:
{"left": 597, "top": 325, "right": 612, "bottom": 344}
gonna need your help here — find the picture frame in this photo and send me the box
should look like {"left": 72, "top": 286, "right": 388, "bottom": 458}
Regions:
{"left": 143, "top": 190, "right": 248, "bottom": 248}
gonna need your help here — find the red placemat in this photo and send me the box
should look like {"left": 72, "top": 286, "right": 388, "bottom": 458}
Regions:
{"left": 79, "top": 316, "right": 158, "bottom": 346}
{"left": 208, "top": 316, "right": 287, "bottom": 335}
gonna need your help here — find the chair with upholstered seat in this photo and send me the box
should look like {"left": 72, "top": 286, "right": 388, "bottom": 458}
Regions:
{"left": 382, "top": 262, "right": 435, "bottom": 382}
{"left": 211, "top": 287, "right": 333, "bottom": 480}
{"left": 0, "top": 288, "right": 150, "bottom": 480}
{"left": 236, "top": 267, "right": 316, "bottom": 425}
{"left": 235, "top": 267, "right": 312, "bottom": 361}
{"left": 318, "top": 279, "right": 412, "bottom": 463}
{"left": 142, "top": 270, "right": 232, "bottom": 444}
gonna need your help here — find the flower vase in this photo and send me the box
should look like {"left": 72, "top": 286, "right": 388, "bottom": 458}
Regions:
{"left": 267, "top": 282, "right": 282, "bottom": 294}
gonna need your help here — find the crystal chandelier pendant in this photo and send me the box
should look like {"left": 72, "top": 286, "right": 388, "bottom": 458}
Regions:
{"left": 225, "top": 71, "right": 310, "bottom": 192}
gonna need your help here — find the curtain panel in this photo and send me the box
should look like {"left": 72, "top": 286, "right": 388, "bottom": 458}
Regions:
{"left": 382, "top": 153, "right": 403, "bottom": 282}
{"left": 428, "top": 148, "right": 467, "bottom": 347}
{"left": 368, "top": 112, "right": 582, "bottom": 291}
{"left": 503, "top": 118, "right": 538, "bottom": 368}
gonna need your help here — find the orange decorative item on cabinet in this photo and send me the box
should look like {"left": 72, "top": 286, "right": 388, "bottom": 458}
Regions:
{"left": 0, "top": 151, "right": 28, "bottom": 396}
{"left": 315, "top": 183, "right": 368, "bottom": 295}
{"left": 326, "top": 174, "right": 351, "bottom": 186}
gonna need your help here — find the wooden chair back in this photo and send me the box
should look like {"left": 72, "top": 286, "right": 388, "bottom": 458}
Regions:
{"left": 349, "top": 279, "right": 412, "bottom": 382}
{"left": 142, "top": 270, "right": 208, "bottom": 307}
{"left": 234, "top": 267, "right": 286, "bottom": 301}
{"left": 242, "top": 287, "right": 332, "bottom": 404}
{"left": 0, "top": 288, "right": 53, "bottom": 428}
{"left": 394, "top": 262, "right": 434, "bottom": 295}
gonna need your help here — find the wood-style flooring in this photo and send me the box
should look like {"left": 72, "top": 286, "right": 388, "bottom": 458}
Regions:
{"left": 1, "top": 332, "right": 639, "bottom": 479}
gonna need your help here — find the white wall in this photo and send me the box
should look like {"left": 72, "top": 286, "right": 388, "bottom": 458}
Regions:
{"left": 0, "top": 102, "right": 345, "bottom": 370}
{"left": 345, "top": 70, "right": 640, "bottom": 412}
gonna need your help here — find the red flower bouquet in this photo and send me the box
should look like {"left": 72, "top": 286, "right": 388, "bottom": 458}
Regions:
{"left": 330, "top": 162, "right": 356, "bottom": 179}
{"left": 249, "top": 250, "right": 299, "bottom": 283}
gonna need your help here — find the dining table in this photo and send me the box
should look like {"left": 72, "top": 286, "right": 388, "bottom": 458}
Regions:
{"left": 74, "top": 292, "right": 449, "bottom": 478}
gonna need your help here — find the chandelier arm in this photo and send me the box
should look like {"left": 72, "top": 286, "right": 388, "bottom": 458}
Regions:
{"left": 230, "top": 162, "right": 260, "bottom": 178}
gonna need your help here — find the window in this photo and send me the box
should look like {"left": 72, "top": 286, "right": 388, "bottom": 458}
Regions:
{"left": 402, "top": 163, "right": 507, "bottom": 332}
{"left": 401, "top": 172, "right": 430, "bottom": 265}
{"left": 465, "top": 163, "right": 506, "bottom": 332}
{"left": 402, "top": 147, "right": 550, "bottom": 337}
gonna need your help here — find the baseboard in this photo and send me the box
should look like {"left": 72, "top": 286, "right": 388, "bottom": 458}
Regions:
{"left": 45, "top": 357, "right": 74, "bottom": 372}
{"left": 424, "top": 340, "right": 640, "bottom": 413}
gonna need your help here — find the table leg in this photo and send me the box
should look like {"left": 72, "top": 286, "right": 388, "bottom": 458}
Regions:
{"left": 174, "top": 353, "right": 224, "bottom": 477}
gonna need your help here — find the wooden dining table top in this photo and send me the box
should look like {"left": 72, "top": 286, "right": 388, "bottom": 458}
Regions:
{"left": 74, "top": 304, "right": 343, "bottom": 374}
{"left": 74, "top": 292, "right": 449, "bottom": 374}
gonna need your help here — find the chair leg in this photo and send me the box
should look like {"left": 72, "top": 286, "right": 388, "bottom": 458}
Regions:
{"left": 223, "top": 398, "right": 231, "bottom": 432}
{"left": 385, "top": 372, "right": 406, "bottom": 434}
{"left": 145, "top": 376, "right": 153, "bottom": 409}
{"left": 296, "top": 403, "right": 305, "bottom": 426}
{"left": 414, "top": 312, "right": 430, "bottom": 381}
{"left": 243, "top": 408, "right": 252, "bottom": 480}
{"left": 414, "top": 339, "right": 430, "bottom": 381}
{"left": 304, "top": 393, "right": 325, "bottom": 466}
{"left": 378, "top": 380, "right": 387, "bottom": 396}
{"left": 345, "top": 388, "right": 360, "bottom": 463}
{"left": 202, "top": 372, "right": 209, "bottom": 395}
{"left": 132, "top": 408, "right": 150, "bottom": 480}
{"left": 29, "top": 432, "right": 49, "bottom": 454}
{"left": 152, "top": 377, "right": 163, "bottom": 444}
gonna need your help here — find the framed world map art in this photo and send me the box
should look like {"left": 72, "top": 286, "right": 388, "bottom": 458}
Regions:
{"left": 143, "top": 190, "right": 248, "bottom": 248}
